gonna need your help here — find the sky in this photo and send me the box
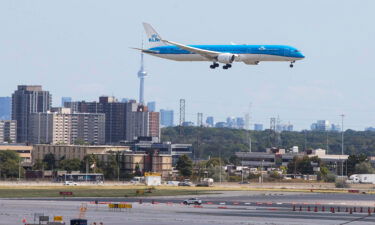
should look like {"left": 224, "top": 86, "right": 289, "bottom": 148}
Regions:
{"left": 1, "top": 0, "right": 375, "bottom": 130}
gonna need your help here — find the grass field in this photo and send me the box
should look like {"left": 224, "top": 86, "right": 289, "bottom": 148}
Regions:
{"left": 0, "top": 184, "right": 374, "bottom": 198}
{"left": 0, "top": 185, "right": 213, "bottom": 198}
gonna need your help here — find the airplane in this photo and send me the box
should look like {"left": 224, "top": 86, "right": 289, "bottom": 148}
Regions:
{"left": 135, "top": 23, "right": 305, "bottom": 69}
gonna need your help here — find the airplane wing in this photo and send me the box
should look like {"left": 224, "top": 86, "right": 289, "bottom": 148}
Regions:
{"left": 162, "top": 39, "right": 221, "bottom": 60}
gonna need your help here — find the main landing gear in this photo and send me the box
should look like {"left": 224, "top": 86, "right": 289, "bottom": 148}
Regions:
{"left": 210, "top": 62, "right": 219, "bottom": 69}
{"left": 223, "top": 64, "right": 232, "bottom": 69}
{"left": 290, "top": 61, "right": 295, "bottom": 68}
{"left": 210, "top": 62, "right": 232, "bottom": 69}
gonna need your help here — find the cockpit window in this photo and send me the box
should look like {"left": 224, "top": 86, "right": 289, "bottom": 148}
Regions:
{"left": 293, "top": 49, "right": 300, "bottom": 52}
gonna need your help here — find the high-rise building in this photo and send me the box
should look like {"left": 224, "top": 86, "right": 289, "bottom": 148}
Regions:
{"left": 66, "top": 97, "right": 159, "bottom": 143}
{"left": 254, "top": 123, "right": 263, "bottom": 131}
{"left": 65, "top": 97, "right": 126, "bottom": 143}
{"left": 28, "top": 108, "right": 105, "bottom": 145}
{"left": 125, "top": 105, "right": 160, "bottom": 141}
{"left": 0, "top": 97, "right": 11, "bottom": 120}
{"left": 0, "top": 120, "right": 17, "bottom": 143}
{"left": 160, "top": 109, "right": 174, "bottom": 127}
{"left": 61, "top": 97, "right": 72, "bottom": 107}
{"left": 277, "top": 123, "right": 293, "bottom": 132}
{"left": 12, "top": 85, "right": 52, "bottom": 143}
{"left": 206, "top": 116, "right": 214, "bottom": 127}
{"left": 236, "top": 117, "right": 245, "bottom": 129}
{"left": 311, "top": 120, "right": 331, "bottom": 131}
{"left": 147, "top": 101, "right": 156, "bottom": 112}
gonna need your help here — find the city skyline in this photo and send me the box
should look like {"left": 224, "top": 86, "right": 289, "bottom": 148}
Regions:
{"left": 1, "top": 1, "right": 375, "bottom": 130}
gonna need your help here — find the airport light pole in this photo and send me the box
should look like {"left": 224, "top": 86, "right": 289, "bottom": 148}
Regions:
{"left": 219, "top": 149, "right": 222, "bottom": 184}
{"left": 340, "top": 114, "right": 345, "bottom": 177}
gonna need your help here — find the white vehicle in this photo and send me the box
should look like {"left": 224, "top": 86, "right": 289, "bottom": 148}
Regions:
{"left": 64, "top": 181, "right": 78, "bottom": 186}
{"left": 131, "top": 176, "right": 144, "bottom": 184}
{"left": 183, "top": 198, "right": 202, "bottom": 205}
{"left": 347, "top": 174, "right": 375, "bottom": 184}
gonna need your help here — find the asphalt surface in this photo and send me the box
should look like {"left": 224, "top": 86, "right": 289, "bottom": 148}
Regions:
{"left": 2, "top": 191, "right": 375, "bottom": 224}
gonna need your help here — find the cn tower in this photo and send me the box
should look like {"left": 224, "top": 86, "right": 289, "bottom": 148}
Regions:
{"left": 137, "top": 50, "right": 147, "bottom": 105}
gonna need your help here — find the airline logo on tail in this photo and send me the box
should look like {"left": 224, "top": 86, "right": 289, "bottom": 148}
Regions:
{"left": 149, "top": 34, "right": 160, "bottom": 42}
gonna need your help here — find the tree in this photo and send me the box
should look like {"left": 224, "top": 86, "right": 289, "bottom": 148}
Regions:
{"left": 229, "top": 155, "right": 241, "bottom": 166}
{"left": 355, "top": 162, "right": 374, "bottom": 174}
{"left": 33, "top": 159, "right": 46, "bottom": 170}
{"left": 346, "top": 154, "right": 368, "bottom": 175}
{"left": 59, "top": 159, "right": 81, "bottom": 172}
{"left": 134, "top": 163, "right": 142, "bottom": 176}
{"left": 103, "top": 155, "right": 119, "bottom": 180}
{"left": 43, "top": 153, "right": 56, "bottom": 170}
{"left": 0, "top": 150, "right": 22, "bottom": 179}
{"left": 74, "top": 139, "right": 88, "bottom": 145}
{"left": 287, "top": 156, "right": 318, "bottom": 175}
{"left": 176, "top": 155, "right": 193, "bottom": 178}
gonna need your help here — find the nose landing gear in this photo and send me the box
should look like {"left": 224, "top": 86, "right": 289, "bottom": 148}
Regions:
{"left": 290, "top": 61, "right": 295, "bottom": 68}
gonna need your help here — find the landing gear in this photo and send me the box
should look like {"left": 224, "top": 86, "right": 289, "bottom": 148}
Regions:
{"left": 223, "top": 64, "right": 232, "bottom": 69}
{"left": 210, "top": 62, "right": 219, "bottom": 69}
{"left": 290, "top": 61, "right": 295, "bottom": 68}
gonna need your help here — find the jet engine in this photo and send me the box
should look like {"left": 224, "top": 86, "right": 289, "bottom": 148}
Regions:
{"left": 216, "top": 53, "right": 237, "bottom": 64}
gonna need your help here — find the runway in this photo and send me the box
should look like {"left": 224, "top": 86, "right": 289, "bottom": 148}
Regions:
{"left": 2, "top": 191, "right": 375, "bottom": 225}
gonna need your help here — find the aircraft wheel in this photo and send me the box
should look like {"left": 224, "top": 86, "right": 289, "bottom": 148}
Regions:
{"left": 214, "top": 63, "right": 219, "bottom": 67}
{"left": 210, "top": 65, "right": 215, "bottom": 69}
{"left": 290, "top": 63, "right": 294, "bottom": 68}
{"left": 223, "top": 66, "right": 228, "bottom": 69}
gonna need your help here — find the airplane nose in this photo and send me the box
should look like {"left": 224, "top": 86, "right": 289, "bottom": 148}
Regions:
{"left": 299, "top": 52, "right": 305, "bottom": 59}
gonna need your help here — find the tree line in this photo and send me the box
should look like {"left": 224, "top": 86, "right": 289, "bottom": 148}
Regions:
{"left": 161, "top": 127, "right": 375, "bottom": 160}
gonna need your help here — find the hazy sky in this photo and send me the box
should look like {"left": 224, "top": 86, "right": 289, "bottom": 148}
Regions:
{"left": 1, "top": 0, "right": 375, "bottom": 130}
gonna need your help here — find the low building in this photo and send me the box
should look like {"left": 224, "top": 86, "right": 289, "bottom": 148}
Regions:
{"left": 32, "top": 144, "right": 173, "bottom": 178}
{"left": 120, "top": 136, "right": 193, "bottom": 165}
{"left": 32, "top": 144, "right": 130, "bottom": 163}
{"left": 0, "top": 144, "right": 33, "bottom": 165}
{"left": 236, "top": 147, "right": 349, "bottom": 170}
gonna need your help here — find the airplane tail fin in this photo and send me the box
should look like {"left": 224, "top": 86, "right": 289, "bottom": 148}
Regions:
{"left": 143, "top": 22, "right": 168, "bottom": 48}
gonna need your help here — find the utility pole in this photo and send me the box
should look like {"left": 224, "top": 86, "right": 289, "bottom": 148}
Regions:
{"left": 340, "top": 114, "right": 345, "bottom": 177}
{"left": 219, "top": 149, "right": 222, "bottom": 184}
{"left": 326, "top": 131, "right": 329, "bottom": 154}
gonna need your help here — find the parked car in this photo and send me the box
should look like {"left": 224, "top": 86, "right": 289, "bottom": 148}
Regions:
{"left": 64, "top": 181, "right": 78, "bottom": 186}
{"left": 178, "top": 182, "right": 192, "bottom": 186}
{"left": 183, "top": 198, "right": 202, "bottom": 205}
